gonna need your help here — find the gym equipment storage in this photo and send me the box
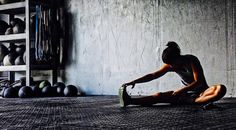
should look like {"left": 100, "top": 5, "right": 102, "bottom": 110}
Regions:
{"left": 0, "top": 0, "right": 65, "bottom": 86}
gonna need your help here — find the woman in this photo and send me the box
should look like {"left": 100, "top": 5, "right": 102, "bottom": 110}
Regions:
{"left": 119, "top": 41, "right": 226, "bottom": 107}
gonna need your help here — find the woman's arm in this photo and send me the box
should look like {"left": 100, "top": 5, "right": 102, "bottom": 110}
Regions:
{"left": 173, "top": 57, "right": 205, "bottom": 96}
{"left": 123, "top": 64, "right": 171, "bottom": 88}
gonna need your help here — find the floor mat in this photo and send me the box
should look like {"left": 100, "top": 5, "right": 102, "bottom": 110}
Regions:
{"left": 0, "top": 96, "right": 235, "bottom": 129}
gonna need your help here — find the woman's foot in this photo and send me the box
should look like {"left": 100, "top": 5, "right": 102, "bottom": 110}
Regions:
{"left": 119, "top": 86, "right": 131, "bottom": 107}
{"left": 202, "top": 102, "right": 218, "bottom": 110}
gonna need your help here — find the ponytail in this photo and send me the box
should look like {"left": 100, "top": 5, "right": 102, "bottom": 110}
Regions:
{"left": 166, "top": 41, "right": 180, "bottom": 55}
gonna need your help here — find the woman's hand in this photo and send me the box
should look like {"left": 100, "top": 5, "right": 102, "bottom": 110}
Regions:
{"left": 172, "top": 91, "right": 180, "bottom": 97}
{"left": 172, "top": 89, "right": 184, "bottom": 97}
{"left": 122, "top": 81, "right": 135, "bottom": 89}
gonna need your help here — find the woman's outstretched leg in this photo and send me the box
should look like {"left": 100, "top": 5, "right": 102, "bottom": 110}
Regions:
{"left": 119, "top": 86, "right": 175, "bottom": 107}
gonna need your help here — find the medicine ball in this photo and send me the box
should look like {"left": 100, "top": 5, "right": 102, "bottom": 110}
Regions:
{"left": 10, "top": 18, "right": 23, "bottom": 27}
{"left": 0, "top": 20, "right": 9, "bottom": 35}
{"left": 13, "top": 85, "right": 22, "bottom": 92}
{"left": 53, "top": 82, "right": 65, "bottom": 96}
{"left": 15, "top": 55, "right": 25, "bottom": 65}
{"left": 41, "top": 86, "right": 52, "bottom": 97}
{"left": 64, "top": 85, "right": 78, "bottom": 97}
{"left": 18, "top": 86, "right": 33, "bottom": 98}
{"left": 30, "top": 86, "right": 41, "bottom": 97}
{"left": 10, "top": 18, "right": 25, "bottom": 34}
{"left": 13, "top": 23, "right": 25, "bottom": 34}
{"left": 0, "top": 86, "right": 7, "bottom": 97}
{"left": 56, "top": 85, "right": 65, "bottom": 96}
{"left": 15, "top": 45, "right": 25, "bottom": 55}
{"left": 39, "top": 80, "right": 51, "bottom": 89}
{"left": 12, "top": 85, "right": 22, "bottom": 97}
{"left": 3, "top": 53, "right": 18, "bottom": 66}
{"left": 5, "top": 27, "right": 13, "bottom": 35}
{"left": 3, "top": 87, "right": 17, "bottom": 98}
{"left": 0, "top": 44, "right": 9, "bottom": 62}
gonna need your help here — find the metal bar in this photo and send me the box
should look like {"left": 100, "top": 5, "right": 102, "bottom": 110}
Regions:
{"left": 0, "top": 34, "right": 26, "bottom": 43}
{"left": 0, "top": 2, "right": 25, "bottom": 14}
{"left": 25, "top": 0, "right": 31, "bottom": 86}
{"left": 0, "top": 65, "right": 27, "bottom": 71}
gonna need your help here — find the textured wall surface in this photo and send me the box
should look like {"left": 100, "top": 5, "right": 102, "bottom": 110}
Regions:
{"left": 65, "top": 0, "right": 236, "bottom": 96}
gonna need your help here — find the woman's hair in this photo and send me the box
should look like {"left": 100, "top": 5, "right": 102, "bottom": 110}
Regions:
{"left": 162, "top": 41, "right": 181, "bottom": 64}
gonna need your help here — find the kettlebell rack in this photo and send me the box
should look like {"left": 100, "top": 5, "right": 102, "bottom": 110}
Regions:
{"left": 0, "top": 0, "right": 64, "bottom": 86}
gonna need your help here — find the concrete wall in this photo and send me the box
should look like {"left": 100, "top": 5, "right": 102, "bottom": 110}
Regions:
{"left": 64, "top": 0, "right": 236, "bottom": 96}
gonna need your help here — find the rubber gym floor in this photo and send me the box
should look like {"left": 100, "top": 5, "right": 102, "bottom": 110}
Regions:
{"left": 0, "top": 96, "right": 236, "bottom": 130}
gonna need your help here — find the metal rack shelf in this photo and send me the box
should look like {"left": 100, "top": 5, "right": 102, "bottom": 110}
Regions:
{"left": 0, "top": 2, "right": 25, "bottom": 14}
{"left": 0, "top": 65, "right": 26, "bottom": 71}
{"left": 0, "top": 0, "right": 58, "bottom": 85}
{"left": 0, "top": 64, "right": 56, "bottom": 72}
{"left": 0, "top": 33, "right": 26, "bottom": 43}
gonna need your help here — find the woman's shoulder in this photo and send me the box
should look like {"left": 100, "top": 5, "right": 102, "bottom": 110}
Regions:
{"left": 183, "top": 54, "right": 199, "bottom": 61}
{"left": 183, "top": 54, "right": 201, "bottom": 65}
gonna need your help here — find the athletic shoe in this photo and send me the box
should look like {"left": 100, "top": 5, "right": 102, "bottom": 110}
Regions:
{"left": 119, "top": 86, "right": 131, "bottom": 107}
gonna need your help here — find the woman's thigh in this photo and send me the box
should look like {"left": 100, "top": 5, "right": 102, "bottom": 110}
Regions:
{"left": 195, "top": 84, "right": 226, "bottom": 104}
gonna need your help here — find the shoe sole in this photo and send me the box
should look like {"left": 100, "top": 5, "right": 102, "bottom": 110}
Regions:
{"left": 119, "top": 87, "right": 125, "bottom": 107}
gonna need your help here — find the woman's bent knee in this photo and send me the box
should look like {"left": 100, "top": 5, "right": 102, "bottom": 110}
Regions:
{"left": 217, "top": 84, "right": 227, "bottom": 99}
{"left": 195, "top": 84, "right": 227, "bottom": 104}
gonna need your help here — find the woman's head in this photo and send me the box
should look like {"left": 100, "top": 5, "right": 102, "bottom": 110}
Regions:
{"left": 162, "top": 41, "right": 181, "bottom": 65}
